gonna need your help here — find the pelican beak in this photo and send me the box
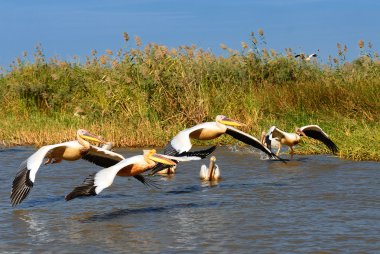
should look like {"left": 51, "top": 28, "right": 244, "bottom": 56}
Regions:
{"left": 80, "top": 131, "right": 106, "bottom": 144}
{"left": 219, "top": 116, "right": 246, "bottom": 127}
{"left": 150, "top": 153, "right": 177, "bottom": 166}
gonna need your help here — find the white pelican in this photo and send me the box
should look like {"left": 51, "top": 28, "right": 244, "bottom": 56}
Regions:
{"left": 200, "top": 156, "right": 220, "bottom": 181}
{"left": 10, "top": 129, "right": 149, "bottom": 206}
{"left": 156, "top": 166, "right": 176, "bottom": 175}
{"left": 262, "top": 125, "right": 338, "bottom": 155}
{"left": 150, "top": 115, "right": 283, "bottom": 175}
{"left": 295, "top": 53, "right": 317, "bottom": 61}
{"left": 65, "top": 149, "right": 200, "bottom": 200}
{"left": 84, "top": 141, "right": 155, "bottom": 188}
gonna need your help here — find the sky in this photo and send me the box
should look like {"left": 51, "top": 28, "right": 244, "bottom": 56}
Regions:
{"left": 1, "top": 0, "right": 379, "bottom": 67}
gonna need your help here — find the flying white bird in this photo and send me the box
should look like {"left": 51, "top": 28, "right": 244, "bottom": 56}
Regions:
{"left": 262, "top": 125, "right": 338, "bottom": 156}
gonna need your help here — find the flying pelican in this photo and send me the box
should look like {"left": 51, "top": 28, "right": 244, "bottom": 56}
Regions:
{"left": 150, "top": 115, "right": 283, "bottom": 175}
{"left": 262, "top": 125, "right": 338, "bottom": 156}
{"left": 10, "top": 129, "right": 150, "bottom": 206}
{"left": 295, "top": 53, "right": 317, "bottom": 61}
{"left": 199, "top": 156, "right": 220, "bottom": 181}
{"left": 65, "top": 149, "right": 200, "bottom": 200}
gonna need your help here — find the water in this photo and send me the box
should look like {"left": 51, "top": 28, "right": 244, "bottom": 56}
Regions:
{"left": 1, "top": 146, "right": 379, "bottom": 253}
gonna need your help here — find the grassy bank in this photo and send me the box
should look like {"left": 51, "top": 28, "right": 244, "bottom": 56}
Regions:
{"left": 0, "top": 33, "right": 379, "bottom": 161}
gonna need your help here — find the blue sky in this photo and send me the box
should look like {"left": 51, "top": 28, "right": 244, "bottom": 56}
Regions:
{"left": 1, "top": 0, "right": 379, "bottom": 67}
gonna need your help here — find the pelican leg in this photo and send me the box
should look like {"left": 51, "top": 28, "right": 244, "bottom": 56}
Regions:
{"left": 260, "top": 131, "right": 266, "bottom": 146}
{"left": 289, "top": 146, "right": 295, "bottom": 154}
{"left": 44, "top": 158, "right": 52, "bottom": 165}
{"left": 52, "top": 158, "right": 63, "bottom": 164}
{"left": 276, "top": 143, "right": 281, "bottom": 156}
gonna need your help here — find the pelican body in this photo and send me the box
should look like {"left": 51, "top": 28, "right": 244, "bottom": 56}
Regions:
{"left": 65, "top": 150, "right": 200, "bottom": 200}
{"left": 200, "top": 156, "right": 220, "bottom": 181}
{"left": 262, "top": 125, "right": 338, "bottom": 155}
{"left": 150, "top": 115, "right": 282, "bottom": 175}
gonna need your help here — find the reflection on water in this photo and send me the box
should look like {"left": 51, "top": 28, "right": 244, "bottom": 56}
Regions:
{"left": 0, "top": 146, "right": 379, "bottom": 253}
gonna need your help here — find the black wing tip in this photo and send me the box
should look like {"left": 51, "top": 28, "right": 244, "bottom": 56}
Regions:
{"left": 272, "top": 153, "right": 288, "bottom": 163}
{"left": 10, "top": 166, "right": 34, "bottom": 206}
{"left": 183, "top": 145, "right": 217, "bottom": 159}
{"left": 65, "top": 174, "right": 97, "bottom": 201}
{"left": 149, "top": 163, "right": 170, "bottom": 176}
{"left": 330, "top": 144, "right": 339, "bottom": 155}
{"left": 133, "top": 175, "right": 161, "bottom": 189}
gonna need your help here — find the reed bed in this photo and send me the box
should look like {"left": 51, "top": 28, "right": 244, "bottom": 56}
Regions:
{"left": 0, "top": 32, "right": 379, "bottom": 161}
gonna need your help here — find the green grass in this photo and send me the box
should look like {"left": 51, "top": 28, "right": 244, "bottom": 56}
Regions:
{"left": 0, "top": 33, "right": 379, "bottom": 161}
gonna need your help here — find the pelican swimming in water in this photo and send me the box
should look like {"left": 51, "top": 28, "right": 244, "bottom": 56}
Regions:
{"left": 200, "top": 156, "right": 220, "bottom": 181}
{"left": 156, "top": 165, "right": 177, "bottom": 175}
{"left": 150, "top": 115, "right": 283, "bottom": 175}
{"left": 10, "top": 129, "right": 150, "bottom": 206}
{"left": 262, "top": 125, "right": 338, "bottom": 156}
{"left": 65, "top": 149, "right": 201, "bottom": 200}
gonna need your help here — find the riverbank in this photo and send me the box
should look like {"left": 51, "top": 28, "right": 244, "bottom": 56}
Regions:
{"left": 0, "top": 36, "right": 379, "bottom": 161}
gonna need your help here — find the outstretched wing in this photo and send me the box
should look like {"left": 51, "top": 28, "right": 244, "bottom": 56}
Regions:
{"left": 10, "top": 142, "right": 73, "bottom": 206}
{"left": 82, "top": 146, "right": 124, "bottom": 167}
{"left": 225, "top": 126, "right": 285, "bottom": 162}
{"left": 300, "top": 125, "right": 338, "bottom": 154}
{"left": 65, "top": 155, "right": 144, "bottom": 200}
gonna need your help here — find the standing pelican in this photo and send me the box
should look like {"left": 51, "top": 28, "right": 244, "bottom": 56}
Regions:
{"left": 262, "top": 125, "right": 338, "bottom": 155}
{"left": 65, "top": 149, "right": 200, "bottom": 200}
{"left": 150, "top": 115, "right": 283, "bottom": 175}
{"left": 200, "top": 156, "right": 220, "bottom": 181}
{"left": 10, "top": 129, "right": 149, "bottom": 206}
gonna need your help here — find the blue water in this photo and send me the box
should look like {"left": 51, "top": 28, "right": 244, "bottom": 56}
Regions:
{"left": 1, "top": 146, "right": 379, "bottom": 253}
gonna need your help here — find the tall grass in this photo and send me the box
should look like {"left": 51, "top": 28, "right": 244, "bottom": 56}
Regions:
{"left": 0, "top": 32, "right": 379, "bottom": 161}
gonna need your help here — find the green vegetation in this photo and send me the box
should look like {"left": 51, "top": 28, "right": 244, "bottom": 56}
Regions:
{"left": 0, "top": 32, "right": 379, "bottom": 161}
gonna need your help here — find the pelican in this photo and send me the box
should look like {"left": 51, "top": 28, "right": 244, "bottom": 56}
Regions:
{"left": 156, "top": 165, "right": 176, "bottom": 175}
{"left": 65, "top": 149, "right": 200, "bottom": 200}
{"left": 10, "top": 129, "right": 150, "bottom": 206}
{"left": 262, "top": 125, "right": 338, "bottom": 156}
{"left": 295, "top": 53, "right": 317, "bottom": 61}
{"left": 200, "top": 156, "right": 220, "bottom": 181}
{"left": 150, "top": 115, "right": 283, "bottom": 175}
{"left": 84, "top": 140, "right": 157, "bottom": 187}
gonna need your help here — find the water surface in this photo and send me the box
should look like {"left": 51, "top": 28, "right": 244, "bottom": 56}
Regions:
{"left": 1, "top": 146, "right": 379, "bottom": 253}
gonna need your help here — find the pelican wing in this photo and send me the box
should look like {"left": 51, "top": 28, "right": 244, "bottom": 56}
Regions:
{"left": 149, "top": 144, "right": 216, "bottom": 175}
{"left": 82, "top": 146, "right": 124, "bottom": 167}
{"left": 65, "top": 155, "right": 144, "bottom": 200}
{"left": 269, "top": 126, "right": 286, "bottom": 140}
{"left": 225, "top": 126, "right": 283, "bottom": 161}
{"left": 300, "top": 125, "right": 338, "bottom": 154}
{"left": 264, "top": 126, "right": 282, "bottom": 151}
{"left": 180, "top": 146, "right": 217, "bottom": 158}
{"left": 199, "top": 164, "right": 208, "bottom": 180}
{"left": 170, "top": 122, "right": 216, "bottom": 153}
{"left": 133, "top": 174, "right": 160, "bottom": 189}
{"left": 10, "top": 141, "right": 77, "bottom": 206}
{"left": 161, "top": 154, "right": 201, "bottom": 161}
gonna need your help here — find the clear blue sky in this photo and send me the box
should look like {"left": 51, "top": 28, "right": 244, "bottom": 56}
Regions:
{"left": 1, "top": 0, "right": 379, "bottom": 67}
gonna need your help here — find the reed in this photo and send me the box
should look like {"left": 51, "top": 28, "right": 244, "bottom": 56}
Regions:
{"left": 0, "top": 32, "right": 379, "bottom": 161}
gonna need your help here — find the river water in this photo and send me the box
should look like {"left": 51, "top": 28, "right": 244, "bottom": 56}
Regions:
{"left": 0, "top": 146, "right": 379, "bottom": 253}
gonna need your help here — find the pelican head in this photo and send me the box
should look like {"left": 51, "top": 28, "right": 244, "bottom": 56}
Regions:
{"left": 77, "top": 129, "right": 106, "bottom": 144}
{"left": 143, "top": 149, "right": 177, "bottom": 165}
{"left": 215, "top": 115, "right": 245, "bottom": 127}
